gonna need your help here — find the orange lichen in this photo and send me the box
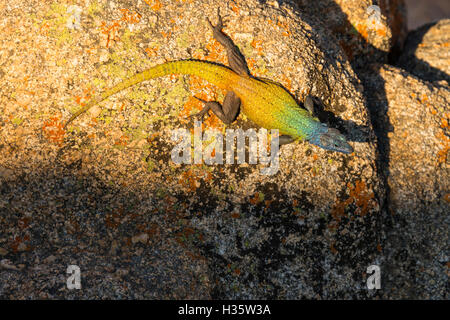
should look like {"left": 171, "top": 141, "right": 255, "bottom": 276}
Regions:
{"left": 420, "top": 94, "right": 428, "bottom": 103}
{"left": 376, "top": 27, "right": 387, "bottom": 37}
{"left": 10, "top": 235, "right": 31, "bottom": 252}
{"left": 266, "top": 19, "right": 291, "bottom": 37}
{"left": 436, "top": 131, "right": 449, "bottom": 164}
{"left": 144, "top": 0, "right": 162, "bottom": 11}
{"left": 100, "top": 20, "right": 121, "bottom": 48}
{"left": 88, "top": 117, "right": 98, "bottom": 127}
{"left": 355, "top": 23, "right": 369, "bottom": 40}
{"left": 206, "top": 38, "right": 228, "bottom": 63}
{"left": 349, "top": 180, "right": 374, "bottom": 216}
{"left": 114, "top": 135, "right": 129, "bottom": 146}
{"left": 264, "top": 200, "right": 273, "bottom": 210}
{"left": 120, "top": 8, "right": 141, "bottom": 24}
{"left": 161, "top": 30, "right": 172, "bottom": 38}
{"left": 332, "top": 180, "right": 375, "bottom": 223}
{"left": 246, "top": 58, "right": 257, "bottom": 73}
{"left": 230, "top": 1, "right": 240, "bottom": 14}
{"left": 280, "top": 74, "right": 292, "bottom": 92}
{"left": 98, "top": 8, "right": 141, "bottom": 48}
{"left": 179, "top": 167, "right": 211, "bottom": 192}
{"left": 39, "top": 22, "right": 50, "bottom": 36}
{"left": 276, "top": 21, "right": 291, "bottom": 37}
{"left": 42, "top": 115, "right": 65, "bottom": 145}
{"left": 74, "top": 87, "right": 94, "bottom": 107}
{"left": 179, "top": 96, "right": 201, "bottom": 119}
{"left": 444, "top": 194, "right": 450, "bottom": 203}
{"left": 251, "top": 39, "right": 264, "bottom": 56}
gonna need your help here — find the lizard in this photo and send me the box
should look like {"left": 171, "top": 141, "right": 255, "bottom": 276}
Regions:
{"left": 64, "top": 10, "right": 353, "bottom": 154}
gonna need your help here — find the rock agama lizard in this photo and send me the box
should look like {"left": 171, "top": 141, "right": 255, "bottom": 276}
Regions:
{"left": 65, "top": 11, "right": 353, "bottom": 154}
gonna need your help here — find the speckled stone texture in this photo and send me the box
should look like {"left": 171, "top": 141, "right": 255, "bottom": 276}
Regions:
{"left": 360, "top": 64, "right": 449, "bottom": 299}
{"left": 397, "top": 19, "right": 450, "bottom": 83}
{"left": 296, "top": 0, "right": 408, "bottom": 66}
{"left": 0, "top": 0, "right": 446, "bottom": 299}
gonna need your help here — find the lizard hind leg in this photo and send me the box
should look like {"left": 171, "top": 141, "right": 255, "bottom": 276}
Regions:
{"left": 190, "top": 91, "right": 240, "bottom": 125}
{"left": 207, "top": 9, "right": 250, "bottom": 76}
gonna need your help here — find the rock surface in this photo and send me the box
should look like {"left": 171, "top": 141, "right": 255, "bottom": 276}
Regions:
{"left": 397, "top": 19, "right": 450, "bottom": 83}
{"left": 360, "top": 64, "right": 449, "bottom": 298}
{"left": 0, "top": 0, "right": 446, "bottom": 299}
{"left": 297, "top": 0, "right": 408, "bottom": 65}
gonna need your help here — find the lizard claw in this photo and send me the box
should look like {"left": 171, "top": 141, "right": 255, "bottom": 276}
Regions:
{"left": 188, "top": 96, "right": 211, "bottom": 121}
{"left": 186, "top": 111, "right": 207, "bottom": 122}
{"left": 184, "top": 96, "right": 209, "bottom": 121}
{"left": 192, "top": 95, "right": 208, "bottom": 104}
{"left": 207, "top": 8, "right": 229, "bottom": 31}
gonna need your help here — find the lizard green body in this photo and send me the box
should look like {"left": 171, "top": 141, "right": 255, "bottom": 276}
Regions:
{"left": 65, "top": 12, "right": 353, "bottom": 154}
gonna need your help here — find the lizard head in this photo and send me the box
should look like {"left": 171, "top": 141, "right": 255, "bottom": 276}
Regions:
{"left": 308, "top": 123, "right": 353, "bottom": 154}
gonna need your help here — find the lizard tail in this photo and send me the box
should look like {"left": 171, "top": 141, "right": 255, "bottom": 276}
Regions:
{"left": 64, "top": 60, "right": 237, "bottom": 128}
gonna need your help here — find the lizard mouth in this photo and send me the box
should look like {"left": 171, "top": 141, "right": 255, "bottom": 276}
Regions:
{"left": 308, "top": 126, "right": 353, "bottom": 154}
